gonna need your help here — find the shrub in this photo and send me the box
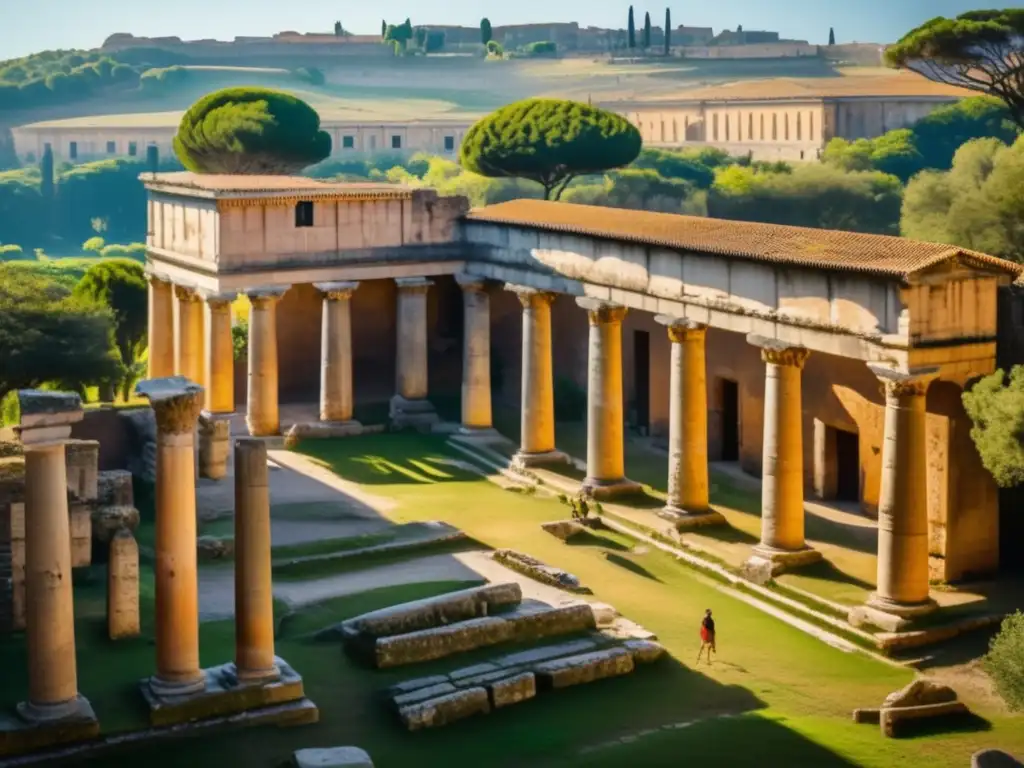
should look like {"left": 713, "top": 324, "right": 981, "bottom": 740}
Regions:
{"left": 985, "top": 611, "right": 1024, "bottom": 711}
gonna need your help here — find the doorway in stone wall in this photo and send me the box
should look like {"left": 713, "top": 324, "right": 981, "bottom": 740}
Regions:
{"left": 720, "top": 378, "right": 740, "bottom": 461}
{"left": 633, "top": 330, "right": 650, "bottom": 435}
{"left": 835, "top": 428, "right": 860, "bottom": 502}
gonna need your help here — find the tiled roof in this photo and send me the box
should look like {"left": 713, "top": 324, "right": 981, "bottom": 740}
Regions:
{"left": 143, "top": 172, "right": 409, "bottom": 197}
{"left": 466, "top": 199, "right": 1023, "bottom": 281}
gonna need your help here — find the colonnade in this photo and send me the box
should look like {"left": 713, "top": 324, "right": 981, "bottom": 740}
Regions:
{"left": 147, "top": 272, "right": 937, "bottom": 617}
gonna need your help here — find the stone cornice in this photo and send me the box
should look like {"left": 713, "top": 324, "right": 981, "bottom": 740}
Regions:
{"left": 214, "top": 191, "right": 412, "bottom": 211}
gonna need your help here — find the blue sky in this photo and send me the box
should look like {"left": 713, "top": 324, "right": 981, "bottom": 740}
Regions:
{"left": 0, "top": 0, "right": 994, "bottom": 60}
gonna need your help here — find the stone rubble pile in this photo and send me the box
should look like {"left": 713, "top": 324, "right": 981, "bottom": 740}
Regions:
{"left": 493, "top": 549, "right": 592, "bottom": 594}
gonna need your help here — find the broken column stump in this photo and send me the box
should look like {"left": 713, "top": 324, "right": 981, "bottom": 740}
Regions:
{"left": 108, "top": 528, "right": 140, "bottom": 639}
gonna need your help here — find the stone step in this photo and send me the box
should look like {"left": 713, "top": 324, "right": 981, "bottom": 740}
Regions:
{"left": 397, "top": 687, "right": 490, "bottom": 732}
{"left": 535, "top": 647, "right": 636, "bottom": 690}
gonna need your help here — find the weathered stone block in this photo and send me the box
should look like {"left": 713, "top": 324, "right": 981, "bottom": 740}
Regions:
{"left": 69, "top": 502, "right": 92, "bottom": 567}
{"left": 0, "top": 695, "right": 98, "bottom": 758}
{"left": 880, "top": 700, "right": 968, "bottom": 738}
{"left": 540, "top": 520, "right": 584, "bottom": 541}
{"left": 590, "top": 602, "right": 620, "bottom": 627}
{"left": 108, "top": 529, "right": 140, "bottom": 639}
{"left": 882, "top": 679, "right": 958, "bottom": 709}
{"left": 343, "top": 582, "right": 522, "bottom": 641}
{"left": 65, "top": 439, "right": 99, "bottom": 502}
{"left": 393, "top": 682, "right": 457, "bottom": 708}
{"left": 294, "top": 746, "right": 374, "bottom": 768}
{"left": 506, "top": 602, "right": 596, "bottom": 642}
{"left": 493, "top": 638, "right": 599, "bottom": 668}
{"left": 623, "top": 639, "right": 666, "bottom": 664}
{"left": 398, "top": 687, "right": 490, "bottom": 731}
{"left": 852, "top": 708, "right": 881, "bottom": 724}
{"left": 198, "top": 535, "right": 235, "bottom": 561}
{"left": 97, "top": 470, "right": 134, "bottom": 507}
{"left": 449, "top": 662, "right": 500, "bottom": 681}
{"left": 375, "top": 617, "right": 514, "bottom": 669}
{"left": 535, "top": 647, "right": 635, "bottom": 690}
{"left": 490, "top": 672, "right": 536, "bottom": 709}
{"left": 493, "top": 549, "right": 591, "bottom": 594}
{"left": 91, "top": 504, "right": 140, "bottom": 545}
{"left": 386, "top": 675, "right": 450, "bottom": 697}
{"left": 198, "top": 414, "right": 231, "bottom": 480}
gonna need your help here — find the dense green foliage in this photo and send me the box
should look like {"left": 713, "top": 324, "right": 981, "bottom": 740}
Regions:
{"left": 480, "top": 18, "right": 493, "bottom": 45}
{"left": 520, "top": 41, "right": 558, "bottom": 57}
{"left": 73, "top": 258, "right": 148, "bottom": 399}
{"left": 0, "top": 48, "right": 143, "bottom": 110}
{"left": 886, "top": 9, "right": 1024, "bottom": 128}
{"left": 628, "top": 6, "right": 636, "bottom": 49}
{"left": 902, "top": 136, "right": 1024, "bottom": 261}
{"left": 0, "top": 264, "right": 121, "bottom": 403}
{"left": 384, "top": 19, "right": 414, "bottom": 53}
{"left": 643, "top": 12, "right": 652, "bottom": 49}
{"left": 962, "top": 368, "right": 1024, "bottom": 488}
{"left": 460, "top": 99, "right": 642, "bottom": 199}
{"left": 985, "top": 611, "right": 1024, "bottom": 711}
{"left": 486, "top": 41, "right": 505, "bottom": 58}
{"left": 563, "top": 168, "right": 702, "bottom": 214}
{"left": 173, "top": 87, "right": 331, "bottom": 174}
{"left": 823, "top": 96, "right": 1020, "bottom": 181}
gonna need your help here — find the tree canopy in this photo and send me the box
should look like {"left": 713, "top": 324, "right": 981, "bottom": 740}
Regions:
{"left": 628, "top": 7, "right": 636, "bottom": 48}
{"left": 985, "top": 611, "right": 1024, "bottom": 711}
{"left": 643, "top": 12, "right": 652, "bottom": 49}
{"left": 172, "top": 87, "right": 331, "bottom": 174}
{"left": 481, "top": 18, "right": 493, "bottom": 45}
{"left": 963, "top": 367, "right": 1024, "bottom": 488}
{"left": 886, "top": 9, "right": 1024, "bottom": 128}
{"left": 73, "top": 258, "right": 147, "bottom": 367}
{"left": 459, "top": 98, "right": 643, "bottom": 200}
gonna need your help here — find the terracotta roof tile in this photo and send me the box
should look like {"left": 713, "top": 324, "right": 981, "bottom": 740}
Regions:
{"left": 466, "top": 199, "right": 1022, "bottom": 281}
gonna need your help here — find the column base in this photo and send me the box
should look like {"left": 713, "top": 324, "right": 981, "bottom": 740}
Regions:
{"left": 389, "top": 396, "right": 439, "bottom": 433}
{"left": 148, "top": 673, "right": 207, "bottom": 699}
{"left": 511, "top": 450, "right": 570, "bottom": 470}
{"left": 0, "top": 695, "right": 99, "bottom": 757}
{"left": 580, "top": 476, "right": 643, "bottom": 500}
{"left": 141, "top": 657, "right": 305, "bottom": 727}
{"left": 453, "top": 425, "right": 500, "bottom": 440}
{"left": 865, "top": 593, "right": 938, "bottom": 621}
{"left": 741, "top": 544, "right": 823, "bottom": 584}
{"left": 285, "top": 420, "right": 365, "bottom": 446}
{"left": 657, "top": 505, "right": 728, "bottom": 531}
{"left": 198, "top": 412, "right": 232, "bottom": 480}
{"left": 245, "top": 415, "right": 280, "bottom": 438}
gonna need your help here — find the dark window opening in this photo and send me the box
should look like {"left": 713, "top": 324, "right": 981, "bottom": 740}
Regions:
{"left": 295, "top": 200, "right": 314, "bottom": 228}
{"left": 719, "top": 379, "right": 740, "bottom": 462}
{"left": 391, "top": 135, "right": 402, "bottom": 149}
{"left": 69, "top": 141, "right": 78, "bottom": 160}
{"left": 835, "top": 429, "right": 860, "bottom": 502}
{"left": 128, "top": 141, "right": 138, "bottom": 156}
{"left": 106, "top": 141, "right": 116, "bottom": 154}
{"left": 444, "top": 135, "right": 455, "bottom": 152}
{"left": 633, "top": 330, "right": 650, "bottom": 434}
{"left": 342, "top": 135, "right": 355, "bottom": 149}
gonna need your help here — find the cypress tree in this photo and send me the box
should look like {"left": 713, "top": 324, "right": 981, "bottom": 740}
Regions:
{"left": 628, "top": 6, "right": 636, "bottom": 48}
{"left": 382, "top": 19, "right": 387, "bottom": 39}
{"left": 828, "top": 27, "right": 836, "bottom": 46}
{"left": 643, "top": 12, "right": 652, "bottom": 49}
{"left": 39, "top": 144, "right": 54, "bottom": 201}
{"left": 665, "top": 8, "right": 671, "bottom": 55}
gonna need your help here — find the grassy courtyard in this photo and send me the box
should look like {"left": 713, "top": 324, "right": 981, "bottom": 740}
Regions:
{"left": 2, "top": 432, "right": 1021, "bottom": 766}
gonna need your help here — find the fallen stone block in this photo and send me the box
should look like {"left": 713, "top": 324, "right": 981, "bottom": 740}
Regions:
{"left": 293, "top": 746, "right": 374, "bottom": 767}
{"left": 589, "top": 602, "right": 620, "bottom": 627}
{"left": 91, "top": 504, "right": 140, "bottom": 545}
{"left": 97, "top": 470, "right": 134, "bottom": 507}
{"left": 197, "top": 535, "right": 234, "bottom": 561}
{"left": 880, "top": 700, "right": 968, "bottom": 738}
{"left": 506, "top": 602, "right": 596, "bottom": 642}
{"left": 375, "top": 617, "right": 514, "bottom": 669}
{"left": 540, "top": 520, "right": 584, "bottom": 541}
{"left": 493, "top": 638, "right": 599, "bottom": 668}
{"left": 535, "top": 647, "right": 635, "bottom": 690}
{"left": 601, "top": 617, "right": 658, "bottom": 642}
{"left": 393, "top": 682, "right": 457, "bottom": 708}
{"left": 398, "top": 687, "right": 490, "bottom": 731}
{"left": 882, "top": 678, "right": 958, "bottom": 709}
{"left": 342, "top": 582, "right": 522, "bottom": 643}
{"left": 852, "top": 708, "right": 881, "bottom": 724}
{"left": 623, "top": 639, "right": 666, "bottom": 664}
{"left": 493, "top": 549, "right": 591, "bottom": 594}
{"left": 490, "top": 672, "right": 536, "bottom": 709}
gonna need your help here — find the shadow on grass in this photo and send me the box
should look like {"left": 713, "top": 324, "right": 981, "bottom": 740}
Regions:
{"left": 691, "top": 523, "right": 760, "bottom": 547}
{"left": 893, "top": 711, "right": 992, "bottom": 739}
{"left": 604, "top": 553, "right": 661, "bottom": 582}
{"left": 900, "top": 625, "right": 1001, "bottom": 671}
{"left": 804, "top": 513, "right": 878, "bottom": 556}
{"left": 565, "top": 529, "right": 632, "bottom": 553}
{"left": 793, "top": 558, "right": 876, "bottom": 594}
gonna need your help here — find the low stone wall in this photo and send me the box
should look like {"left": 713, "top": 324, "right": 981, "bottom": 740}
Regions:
{"left": 493, "top": 549, "right": 591, "bottom": 594}
{"left": 71, "top": 407, "right": 144, "bottom": 471}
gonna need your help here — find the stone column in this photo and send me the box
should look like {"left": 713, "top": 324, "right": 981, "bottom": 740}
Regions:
{"left": 390, "top": 278, "right": 438, "bottom": 429}
{"left": 315, "top": 282, "right": 360, "bottom": 425}
{"left": 15, "top": 390, "right": 92, "bottom": 724}
{"left": 137, "top": 377, "right": 206, "bottom": 697}
{"left": 744, "top": 335, "right": 820, "bottom": 575}
{"left": 232, "top": 439, "right": 279, "bottom": 683}
{"left": 174, "top": 286, "right": 205, "bottom": 386}
{"left": 508, "top": 286, "right": 566, "bottom": 468}
{"left": 456, "top": 275, "right": 494, "bottom": 434}
{"left": 867, "top": 365, "right": 939, "bottom": 618}
{"left": 577, "top": 299, "right": 640, "bottom": 499}
{"left": 656, "top": 317, "right": 722, "bottom": 527}
{"left": 108, "top": 529, "right": 140, "bottom": 640}
{"left": 203, "top": 293, "right": 236, "bottom": 416}
{"left": 246, "top": 289, "right": 286, "bottom": 437}
{"left": 147, "top": 275, "right": 175, "bottom": 380}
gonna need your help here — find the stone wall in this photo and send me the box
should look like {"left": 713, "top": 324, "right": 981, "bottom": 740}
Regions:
{"left": 69, "top": 407, "right": 139, "bottom": 471}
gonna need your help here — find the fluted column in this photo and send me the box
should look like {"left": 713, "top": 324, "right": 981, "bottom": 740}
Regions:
{"left": 137, "top": 377, "right": 205, "bottom": 697}
{"left": 577, "top": 298, "right": 640, "bottom": 499}
{"left": 744, "top": 335, "right": 821, "bottom": 573}
{"left": 246, "top": 289, "right": 286, "bottom": 437}
{"left": 232, "top": 439, "right": 279, "bottom": 683}
{"left": 656, "top": 317, "right": 722, "bottom": 526}
{"left": 456, "top": 275, "right": 494, "bottom": 433}
{"left": 867, "top": 365, "right": 938, "bottom": 617}
{"left": 203, "top": 293, "right": 235, "bottom": 416}
{"left": 174, "top": 285, "right": 205, "bottom": 386}
{"left": 16, "top": 391, "right": 91, "bottom": 724}
{"left": 390, "top": 278, "right": 437, "bottom": 429}
{"left": 508, "top": 286, "right": 566, "bottom": 468}
{"left": 147, "top": 275, "right": 175, "bottom": 379}
{"left": 315, "top": 282, "right": 359, "bottom": 424}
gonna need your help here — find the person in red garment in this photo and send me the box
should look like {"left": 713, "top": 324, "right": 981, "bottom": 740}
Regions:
{"left": 697, "top": 609, "right": 716, "bottom": 665}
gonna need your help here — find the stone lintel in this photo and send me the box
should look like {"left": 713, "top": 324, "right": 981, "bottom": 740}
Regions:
{"left": 314, "top": 281, "right": 360, "bottom": 300}
{"left": 455, "top": 273, "right": 487, "bottom": 292}
{"left": 141, "top": 658, "right": 306, "bottom": 728}
{"left": 0, "top": 695, "right": 99, "bottom": 758}
{"left": 16, "top": 390, "right": 83, "bottom": 431}
{"left": 394, "top": 277, "right": 433, "bottom": 292}
{"left": 654, "top": 315, "right": 707, "bottom": 331}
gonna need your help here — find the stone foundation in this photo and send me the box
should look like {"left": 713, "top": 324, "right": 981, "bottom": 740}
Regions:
{"left": 741, "top": 546, "right": 823, "bottom": 584}
{"left": 388, "top": 396, "right": 439, "bottom": 432}
{"left": 0, "top": 695, "right": 99, "bottom": 758}
{"left": 656, "top": 508, "right": 728, "bottom": 531}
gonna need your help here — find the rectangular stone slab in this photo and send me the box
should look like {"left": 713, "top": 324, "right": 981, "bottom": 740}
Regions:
{"left": 506, "top": 602, "right": 596, "bottom": 642}
{"left": 375, "top": 617, "right": 514, "bottom": 669}
{"left": 880, "top": 701, "right": 968, "bottom": 738}
{"left": 490, "top": 673, "right": 536, "bottom": 709}
{"left": 393, "top": 682, "right": 457, "bottom": 708}
{"left": 534, "top": 647, "right": 635, "bottom": 690}
{"left": 492, "top": 638, "right": 599, "bottom": 668}
{"left": 398, "top": 688, "right": 490, "bottom": 731}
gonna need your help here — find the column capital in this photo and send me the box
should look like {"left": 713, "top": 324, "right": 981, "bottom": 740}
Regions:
{"left": 576, "top": 297, "right": 627, "bottom": 326}
{"left": 868, "top": 364, "right": 939, "bottom": 400}
{"left": 198, "top": 290, "right": 237, "bottom": 309}
{"left": 314, "top": 281, "right": 359, "bottom": 301}
{"left": 455, "top": 274, "right": 487, "bottom": 293}
{"left": 145, "top": 271, "right": 172, "bottom": 287}
{"left": 507, "top": 284, "right": 558, "bottom": 309}
{"left": 246, "top": 287, "right": 289, "bottom": 309}
{"left": 395, "top": 277, "right": 433, "bottom": 294}
{"left": 173, "top": 284, "right": 200, "bottom": 302}
{"left": 748, "top": 335, "right": 810, "bottom": 369}
{"left": 15, "top": 390, "right": 83, "bottom": 449}
{"left": 656, "top": 316, "right": 708, "bottom": 343}
{"left": 137, "top": 377, "right": 204, "bottom": 436}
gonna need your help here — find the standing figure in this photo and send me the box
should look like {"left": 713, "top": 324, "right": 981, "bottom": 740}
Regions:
{"left": 697, "top": 609, "right": 716, "bottom": 665}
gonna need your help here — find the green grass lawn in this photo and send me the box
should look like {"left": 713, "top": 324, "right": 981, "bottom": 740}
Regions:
{"left": 6, "top": 433, "right": 1020, "bottom": 767}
